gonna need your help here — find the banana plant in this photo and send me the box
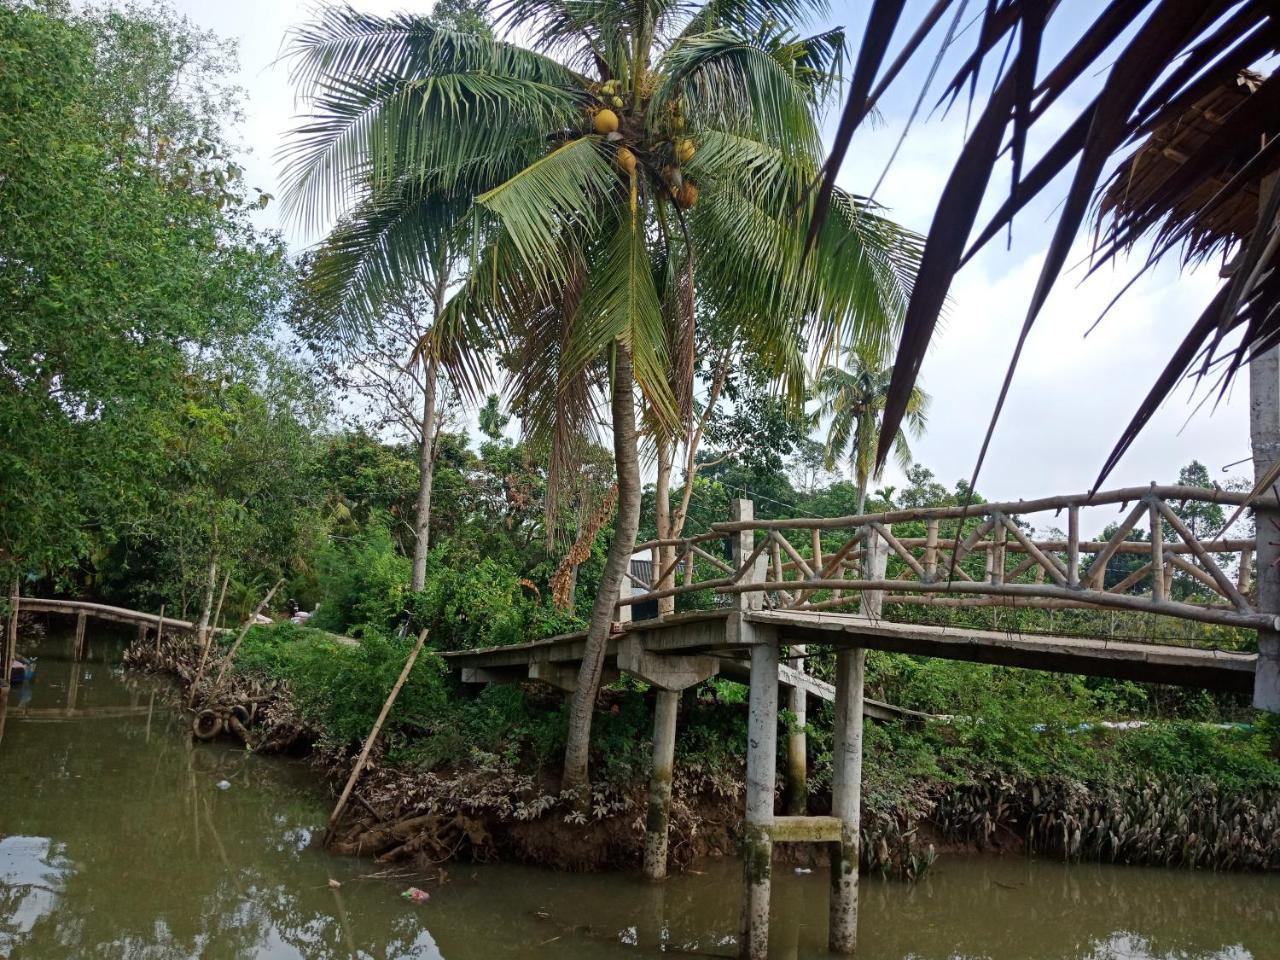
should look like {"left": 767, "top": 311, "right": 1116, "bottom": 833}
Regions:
{"left": 282, "top": 0, "right": 922, "bottom": 794}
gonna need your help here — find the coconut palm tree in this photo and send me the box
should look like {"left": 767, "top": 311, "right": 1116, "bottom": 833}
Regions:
{"left": 814, "top": 347, "right": 928, "bottom": 514}
{"left": 281, "top": 0, "right": 922, "bottom": 793}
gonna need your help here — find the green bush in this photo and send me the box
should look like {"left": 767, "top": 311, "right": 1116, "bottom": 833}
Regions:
{"left": 233, "top": 621, "right": 448, "bottom": 748}
{"left": 308, "top": 525, "right": 412, "bottom": 635}
{"left": 410, "top": 548, "right": 584, "bottom": 651}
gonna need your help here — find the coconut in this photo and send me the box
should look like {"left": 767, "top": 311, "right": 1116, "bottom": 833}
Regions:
{"left": 675, "top": 181, "right": 699, "bottom": 210}
{"left": 594, "top": 109, "right": 619, "bottom": 135}
{"left": 675, "top": 138, "right": 696, "bottom": 164}
{"left": 616, "top": 146, "right": 637, "bottom": 175}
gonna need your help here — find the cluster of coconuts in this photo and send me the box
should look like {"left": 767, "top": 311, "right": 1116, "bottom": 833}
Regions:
{"left": 593, "top": 78, "right": 625, "bottom": 135}
{"left": 589, "top": 84, "right": 699, "bottom": 210}
{"left": 659, "top": 135, "right": 697, "bottom": 209}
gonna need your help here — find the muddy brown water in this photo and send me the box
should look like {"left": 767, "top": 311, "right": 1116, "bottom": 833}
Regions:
{"left": 1, "top": 629, "right": 1277, "bottom": 960}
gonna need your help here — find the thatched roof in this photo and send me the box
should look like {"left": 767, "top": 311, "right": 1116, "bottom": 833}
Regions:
{"left": 1099, "top": 71, "right": 1267, "bottom": 262}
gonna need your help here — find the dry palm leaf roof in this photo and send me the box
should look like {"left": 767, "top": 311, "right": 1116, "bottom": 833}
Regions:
{"left": 1098, "top": 70, "right": 1265, "bottom": 264}
{"left": 810, "top": 1, "right": 1280, "bottom": 491}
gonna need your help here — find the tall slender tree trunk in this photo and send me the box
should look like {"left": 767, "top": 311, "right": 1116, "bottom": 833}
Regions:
{"left": 563, "top": 344, "right": 641, "bottom": 795}
{"left": 655, "top": 436, "right": 675, "bottom": 616}
{"left": 195, "top": 551, "right": 218, "bottom": 648}
{"left": 411, "top": 351, "right": 439, "bottom": 592}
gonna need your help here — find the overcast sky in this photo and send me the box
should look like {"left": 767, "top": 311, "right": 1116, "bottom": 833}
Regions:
{"left": 170, "top": 0, "right": 1257, "bottom": 508}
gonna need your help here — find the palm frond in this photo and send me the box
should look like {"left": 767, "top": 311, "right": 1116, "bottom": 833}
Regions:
{"left": 477, "top": 135, "right": 620, "bottom": 286}
{"left": 652, "top": 29, "right": 821, "bottom": 151}
{"left": 811, "top": 0, "right": 1280, "bottom": 486}
{"left": 281, "top": 7, "right": 587, "bottom": 232}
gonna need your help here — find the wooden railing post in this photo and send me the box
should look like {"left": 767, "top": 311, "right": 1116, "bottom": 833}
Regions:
{"left": 859, "top": 525, "right": 887, "bottom": 619}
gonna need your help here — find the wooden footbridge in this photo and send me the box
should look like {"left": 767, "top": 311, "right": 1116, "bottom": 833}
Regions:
{"left": 4, "top": 485, "right": 1278, "bottom": 959}
{"left": 447, "top": 485, "right": 1279, "bottom": 958}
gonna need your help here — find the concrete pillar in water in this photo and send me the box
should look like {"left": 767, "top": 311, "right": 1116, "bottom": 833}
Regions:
{"left": 618, "top": 636, "right": 718, "bottom": 880}
{"left": 741, "top": 631, "right": 779, "bottom": 960}
{"left": 74, "top": 611, "right": 87, "bottom": 661}
{"left": 644, "top": 688, "right": 679, "bottom": 879}
{"left": 785, "top": 645, "right": 807, "bottom": 816}
{"left": 1251, "top": 344, "right": 1280, "bottom": 712}
{"left": 829, "top": 646, "right": 865, "bottom": 954}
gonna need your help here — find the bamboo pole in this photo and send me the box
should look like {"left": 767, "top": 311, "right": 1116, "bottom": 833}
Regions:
{"left": 717, "top": 577, "right": 1279, "bottom": 631}
{"left": 3, "top": 578, "right": 17, "bottom": 689}
{"left": 324, "top": 628, "right": 429, "bottom": 845}
{"left": 211, "top": 571, "right": 230, "bottom": 630}
{"left": 153, "top": 604, "right": 165, "bottom": 657}
{"left": 209, "top": 579, "right": 284, "bottom": 694}
{"left": 1154, "top": 499, "right": 1250, "bottom": 611}
{"left": 924, "top": 519, "right": 938, "bottom": 582}
{"left": 1150, "top": 502, "right": 1166, "bottom": 603}
{"left": 709, "top": 484, "right": 1253, "bottom": 532}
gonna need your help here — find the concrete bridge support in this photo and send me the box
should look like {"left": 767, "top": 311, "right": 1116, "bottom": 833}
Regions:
{"left": 618, "top": 637, "right": 718, "bottom": 880}
{"left": 828, "top": 646, "right": 865, "bottom": 954}
{"left": 740, "top": 629, "right": 779, "bottom": 960}
{"left": 1251, "top": 345, "right": 1280, "bottom": 713}
{"left": 73, "top": 611, "right": 87, "bottom": 661}
{"left": 828, "top": 525, "right": 886, "bottom": 953}
{"left": 784, "top": 644, "right": 807, "bottom": 816}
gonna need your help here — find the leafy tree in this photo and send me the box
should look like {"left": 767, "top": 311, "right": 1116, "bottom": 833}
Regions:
{"left": 0, "top": 2, "right": 284, "bottom": 586}
{"left": 281, "top": 1, "right": 921, "bottom": 792}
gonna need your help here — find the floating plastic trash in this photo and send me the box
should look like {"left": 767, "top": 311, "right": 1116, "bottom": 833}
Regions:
{"left": 401, "top": 887, "right": 430, "bottom": 903}
{"left": 216, "top": 780, "right": 231, "bottom": 791}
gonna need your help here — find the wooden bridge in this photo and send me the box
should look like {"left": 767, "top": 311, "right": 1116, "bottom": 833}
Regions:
{"left": 4, "top": 485, "right": 1278, "bottom": 959}
{"left": 447, "top": 486, "right": 1279, "bottom": 959}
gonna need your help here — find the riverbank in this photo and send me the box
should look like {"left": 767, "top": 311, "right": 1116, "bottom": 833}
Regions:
{"left": 122, "top": 620, "right": 1280, "bottom": 877}
{"left": 7, "top": 634, "right": 1278, "bottom": 960}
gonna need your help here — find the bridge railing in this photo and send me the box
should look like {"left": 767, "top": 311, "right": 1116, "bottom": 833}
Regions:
{"left": 622, "top": 484, "right": 1276, "bottom": 633}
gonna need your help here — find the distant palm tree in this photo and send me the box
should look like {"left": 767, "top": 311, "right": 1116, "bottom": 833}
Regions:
{"left": 282, "top": 1, "right": 921, "bottom": 793}
{"left": 814, "top": 348, "right": 928, "bottom": 513}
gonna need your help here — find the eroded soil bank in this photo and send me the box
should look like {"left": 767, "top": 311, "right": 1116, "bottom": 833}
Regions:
{"left": 124, "top": 626, "right": 1280, "bottom": 878}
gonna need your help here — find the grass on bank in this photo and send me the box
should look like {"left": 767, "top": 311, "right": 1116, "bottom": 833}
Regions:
{"left": 227, "top": 622, "right": 1280, "bottom": 801}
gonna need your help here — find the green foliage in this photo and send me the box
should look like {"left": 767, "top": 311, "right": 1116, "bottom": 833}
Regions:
{"left": 233, "top": 622, "right": 449, "bottom": 749}
{"left": 0, "top": 1, "right": 296, "bottom": 593}
{"left": 307, "top": 526, "right": 414, "bottom": 635}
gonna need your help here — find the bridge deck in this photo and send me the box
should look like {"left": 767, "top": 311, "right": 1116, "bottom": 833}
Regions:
{"left": 20, "top": 597, "right": 198, "bottom": 633}
{"left": 444, "top": 609, "right": 1257, "bottom": 695}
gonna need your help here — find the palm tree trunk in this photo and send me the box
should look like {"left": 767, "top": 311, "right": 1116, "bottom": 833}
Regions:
{"left": 411, "top": 352, "right": 439, "bottom": 592}
{"left": 563, "top": 343, "right": 641, "bottom": 795}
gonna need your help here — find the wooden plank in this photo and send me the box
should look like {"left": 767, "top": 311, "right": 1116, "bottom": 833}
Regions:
{"left": 769, "top": 815, "right": 842, "bottom": 843}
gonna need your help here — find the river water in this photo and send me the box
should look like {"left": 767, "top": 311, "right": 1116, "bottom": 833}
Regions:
{"left": 1, "top": 629, "right": 1277, "bottom": 960}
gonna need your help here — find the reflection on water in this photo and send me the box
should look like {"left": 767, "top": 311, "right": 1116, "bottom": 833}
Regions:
{"left": 1, "top": 629, "right": 1277, "bottom": 960}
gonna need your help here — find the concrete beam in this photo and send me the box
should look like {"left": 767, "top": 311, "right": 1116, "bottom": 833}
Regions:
{"left": 752, "top": 610, "right": 1257, "bottom": 693}
{"left": 460, "top": 666, "right": 527, "bottom": 685}
{"left": 528, "top": 660, "right": 602, "bottom": 693}
{"left": 618, "top": 638, "right": 717, "bottom": 691}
